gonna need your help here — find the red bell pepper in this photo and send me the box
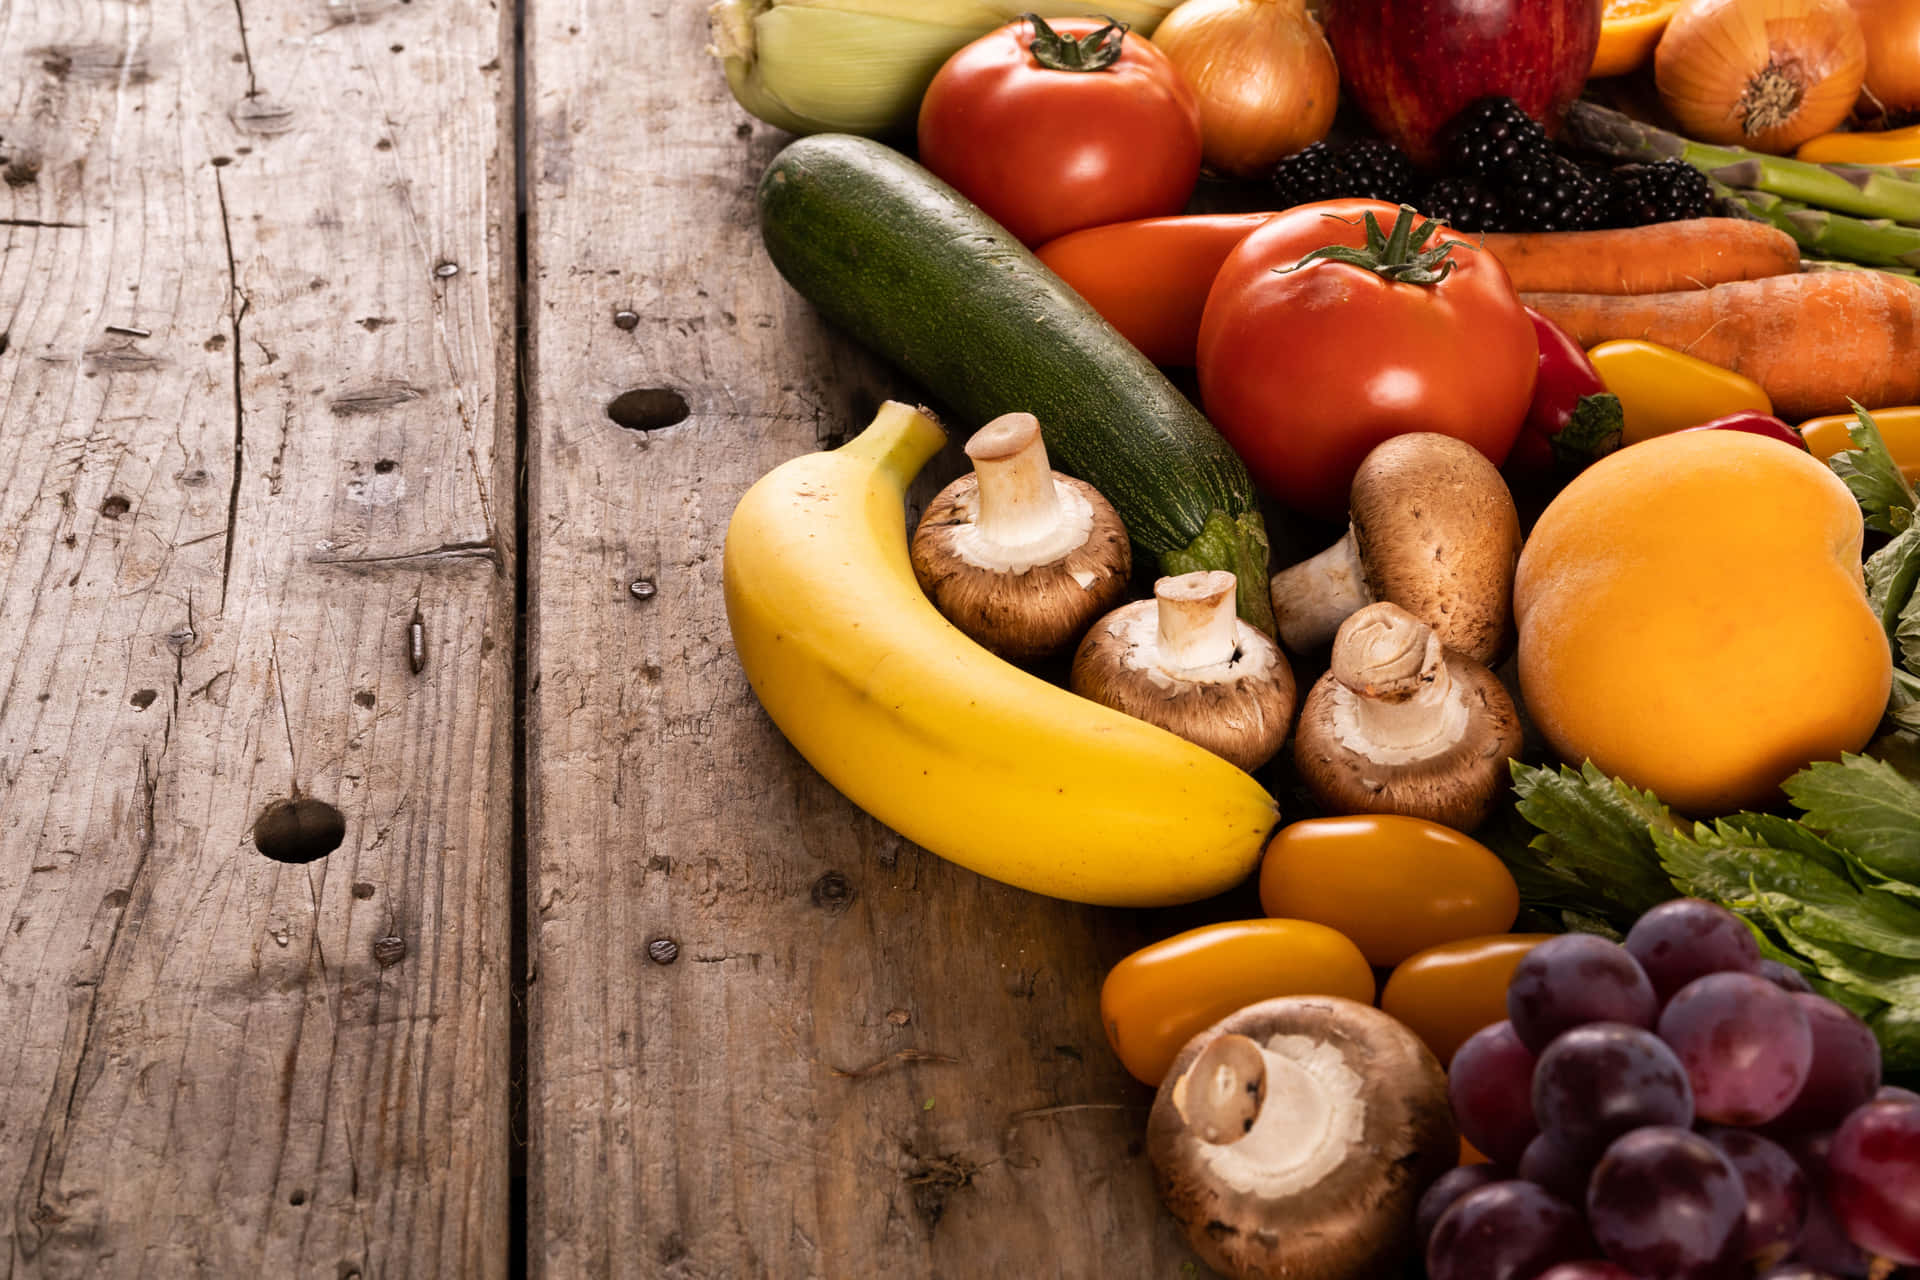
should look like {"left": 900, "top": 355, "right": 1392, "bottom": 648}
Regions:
{"left": 1509, "top": 307, "right": 1624, "bottom": 478}
{"left": 1678, "top": 411, "right": 1808, "bottom": 451}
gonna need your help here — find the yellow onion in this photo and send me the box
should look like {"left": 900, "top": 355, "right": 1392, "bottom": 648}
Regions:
{"left": 1148, "top": 0, "right": 1339, "bottom": 178}
{"left": 1654, "top": 0, "right": 1867, "bottom": 154}
{"left": 1849, "top": 0, "right": 1920, "bottom": 119}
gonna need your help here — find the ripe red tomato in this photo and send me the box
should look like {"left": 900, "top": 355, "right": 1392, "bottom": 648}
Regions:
{"left": 916, "top": 16, "right": 1202, "bottom": 247}
{"left": 1196, "top": 199, "right": 1538, "bottom": 521}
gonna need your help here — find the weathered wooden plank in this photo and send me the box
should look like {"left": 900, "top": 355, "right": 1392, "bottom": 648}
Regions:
{"left": 523, "top": 5, "right": 1207, "bottom": 1274}
{"left": 0, "top": 0, "right": 514, "bottom": 1275}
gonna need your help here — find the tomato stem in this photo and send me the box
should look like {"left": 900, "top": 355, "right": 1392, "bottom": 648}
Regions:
{"left": 1279, "top": 205, "right": 1472, "bottom": 287}
{"left": 1022, "top": 13, "right": 1129, "bottom": 73}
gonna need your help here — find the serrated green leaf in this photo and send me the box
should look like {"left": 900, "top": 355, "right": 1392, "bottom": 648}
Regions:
{"left": 1661, "top": 817, "right": 1920, "bottom": 942}
{"left": 1903, "top": 579, "right": 1920, "bottom": 673}
{"left": 1508, "top": 760, "right": 1679, "bottom": 918}
{"left": 1783, "top": 753, "right": 1920, "bottom": 883}
{"left": 1866, "top": 525, "right": 1920, "bottom": 645}
{"left": 1829, "top": 403, "right": 1918, "bottom": 535}
{"left": 1893, "top": 677, "right": 1920, "bottom": 734}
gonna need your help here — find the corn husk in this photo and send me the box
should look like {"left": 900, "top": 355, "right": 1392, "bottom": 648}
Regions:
{"left": 709, "top": 0, "right": 1179, "bottom": 137}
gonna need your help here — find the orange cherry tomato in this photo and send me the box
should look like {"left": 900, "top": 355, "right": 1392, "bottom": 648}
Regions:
{"left": 1461, "top": 1136, "right": 1492, "bottom": 1166}
{"left": 1380, "top": 933, "right": 1556, "bottom": 1068}
{"left": 1258, "top": 815, "right": 1521, "bottom": 967}
{"left": 1100, "top": 919, "right": 1375, "bottom": 1087}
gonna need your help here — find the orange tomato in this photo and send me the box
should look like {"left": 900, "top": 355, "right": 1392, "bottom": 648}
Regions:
{"left": 1258, "top": 815, "right": 1521, "bottom": 967}
{"left": 1380, "top": 933, "right": 1556, "bottom": 1067}
{"left": 1100, "top": 919, "right": 1375, "bottom": 1087}
{"left": 1591, "top": 0, "right": 1682, "bottom": 78}
{"left": 1799, "top": 405, "right": 1920, "bottom": 484}
{"left": 1461, "top": 1136, "right": 1492, "bottom": 1166}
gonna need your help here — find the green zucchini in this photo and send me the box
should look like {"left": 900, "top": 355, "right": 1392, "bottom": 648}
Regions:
{"left": 756, "top": 133, "right": 1276, "bottom": 636}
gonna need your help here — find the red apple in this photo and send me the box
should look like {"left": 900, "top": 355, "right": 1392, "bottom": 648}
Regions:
{"left": 1320, "top": 0, "right": 1602, "bottom": 170}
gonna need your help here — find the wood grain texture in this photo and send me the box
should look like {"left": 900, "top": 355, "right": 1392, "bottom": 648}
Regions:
{"left": 0, "top": 0, "right": 514, "bottom": 1275}
{"left": 523, "top": 5, "right": 1211, "bottom": 1276}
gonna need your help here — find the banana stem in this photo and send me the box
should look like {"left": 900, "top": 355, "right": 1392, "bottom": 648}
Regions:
{"left": 1568, "top": 100, "right": 1920, "bottom": 227}
{"left": 838, "top": 400, "right": 949, "bottom": 491}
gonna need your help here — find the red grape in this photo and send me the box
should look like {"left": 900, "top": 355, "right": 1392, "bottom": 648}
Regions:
{"left": 1702, "top": 1126, "right": 1809, "bottom": 1268}
{"left": 1533, "top": 1023, "right": 1694, "bottom": 1163}
{"left": 1450, "top": 1020, "right": 1540, "bottom": 1167}
{"left": 1879, "top": 1086, "right": 1920, "bottom": 1105}
{"left": 1587, "top": 1126, "right": 1746, "bottom": 1279}
{"left": 1761, "top": 958, "right": 1816, "bottom": 994}
{"left": 1769, "top": 995, "right": 1883, "bottom": 1134}
{"left": 1536, "top": 1265, "right": 1645, "bottom": 1279}
{"left": 1509, "top": 933, "right": 1658, "bottom": 1054}
{"left": 1623, "top": 897, "right": 1762, "bottom": 1003}
{"left": 1417, "top": 1163, "right": 1504, "bottom": 1252}
{"left": 1657, "top": 972, "right": 1813, "bottom": 1124}
{"left": 1759, "top": 1266, "right": 1846, "bottom": 1279}
{"left": 1427, "top": 1181, "right": 1590, "bottom": 1280}
{"left": 1828, "top": 1098, "right": 1920, "bottom": 1265}
{"left": 1790, "top": 1129, "right": 1873, "bottom": 1278}
{"left": 1521, "top": 1130, "right": 1595, "bottom": 1206}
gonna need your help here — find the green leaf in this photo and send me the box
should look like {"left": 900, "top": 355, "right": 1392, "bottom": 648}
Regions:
{"left": 1871, "top": 1002, "right": 1920, "bottom": 1072}
{"left": 1892, "top": 676, "right": 1920, "bottom": 735}
{"left": 1783, "top": 753, "right": 1920, "bottom": 883}
{"left": 1903, "top": 577, "right": 1920, "bottom": 673}
{"left": 1828, "top": 402, "right": 1918, "bottom": 534}
{"left": 1508, "top": 761, "right": 1681, "bottom": 919}
{"left": 1865, "top": 524, "right": 1920, "bottom": 647}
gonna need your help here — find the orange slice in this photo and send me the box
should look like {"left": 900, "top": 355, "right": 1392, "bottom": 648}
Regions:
{"left": 1591, "top": 0, "right": 1682, "bottom": 79}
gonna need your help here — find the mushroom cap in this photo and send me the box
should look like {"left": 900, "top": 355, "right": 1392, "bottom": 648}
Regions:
{"left": 1292, "top": 606, "right": 1524, "bottom": 831}
{"left": 1147, "top": 995, "right": 1457, "bottom": 1280}
{"left": 910, "top": 470, "right": 1131, "bottom": 663}
{"left": 1349, "top": 433, "right": 1523, "bottom": 666}
{"left": 1070, "top": 596, "right": 1297, "bottom": 773}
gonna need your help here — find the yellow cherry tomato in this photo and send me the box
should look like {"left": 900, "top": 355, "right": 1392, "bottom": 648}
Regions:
{"left": 1100, "top": 919, "right": 1376, "bottom": 1087}
{"left": 1799, "top": 405, "right": 1920, "bottom": 484}
{"left": 1380, "top": 933, "right": 1555, "bottom": 1068}
{"left": 1257, "top": 815, "right": 1521, "bottom": 967}
{"left": 1591, "top": 0, "right": 1681, "bottom": 79}
{"left": 1588, "top": 339, "right": 1773, "bottom": 445}
{"left": 1796, "top": 125, "right": 1920, "bottom": 168}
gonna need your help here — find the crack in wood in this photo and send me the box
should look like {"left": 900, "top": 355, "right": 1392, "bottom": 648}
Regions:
{"left": 213, "top": 165, "right": 248, "bottom": 614}
{"left": 310, "top": 539, "right": 502, "bottom": 571}
{"left": 0, "top": 217, "right": 82, "bottom": 229}
{"left": 230, "top": 0, "right": 259, "bottom": 99}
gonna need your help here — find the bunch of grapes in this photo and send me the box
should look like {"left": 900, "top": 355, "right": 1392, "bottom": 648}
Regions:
{"left": 1419, "top": 898, "right": 1920, "bottom": 1280}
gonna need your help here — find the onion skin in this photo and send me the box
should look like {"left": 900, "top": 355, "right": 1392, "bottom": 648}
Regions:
{"left": 1849, "top": 0, "right": 1920, "bottom": 119}
{"left": 1150, "top": 0, "right": 1339, "bottom": 178}
{"left": 1655, "top": 0, "right": 1866, "bottom": 155}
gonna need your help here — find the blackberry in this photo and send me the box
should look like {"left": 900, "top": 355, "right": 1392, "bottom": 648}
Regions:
{"left": 1506, "top": 155, "right": 1610, "bottom": 232}
{"left": 1608, "top": 159, "right": 1716, "bottom": 226}
{"left": 1271, "top": 141, "right": 1351, "bottom": 206}
{"left": 1419, "top": 176, "right": 1507, "bottom": 233}
{"left": 1337, "top": 139, "right": 1420, "bottom": 205}
{"left": 1445, "top": 97, "right": 1554, "bottom": 183}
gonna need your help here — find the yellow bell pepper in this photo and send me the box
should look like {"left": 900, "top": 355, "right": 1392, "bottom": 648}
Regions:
{"left": 1588, "top": 340, "right": 1774, "bottom": 445}
{"left": 1799, "top": 406, "right": 1920, "bottom": 484}
{"left": 1795, "top": 126, "right": 1920, "bottom": 168}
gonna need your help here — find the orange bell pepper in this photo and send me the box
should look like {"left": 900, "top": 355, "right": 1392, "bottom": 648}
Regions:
{"left": 1799, "top": 406, "right": 1920, "bottom": 483}
{"left": 1795, "top": 125, "right": 1920, "bottom": 168}
{"left": 1035, "top": 212, "right": 1270, "bottom": 366}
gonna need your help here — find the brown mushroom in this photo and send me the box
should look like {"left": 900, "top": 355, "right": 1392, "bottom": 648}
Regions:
{"left": 1292, "top": 601, "right": 1523, "bottom": 831}
{"left": 1269, "top": 432, "right": 1522, "bottom": 663}
{"left": 910, "top": 411, "right": 1131, "bottom": 663}
{"left": 1148, "top": 995, "right": 1458, "bottom": 1280}
{"left": 1071, "top": 570, "right": 1296, "bottom": 773}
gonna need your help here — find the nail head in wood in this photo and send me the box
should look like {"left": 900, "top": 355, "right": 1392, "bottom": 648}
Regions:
{"left": 433, "top": 261, "right": 459, "bottom": 278}
{"left": 373, "top": 935, "right": 406, "bottom": 967}
{"left": 647, "top": 937, "right": 679, "bottom": 965}
{"left": 628, "top": 580, "right": 656, "bottom": 600}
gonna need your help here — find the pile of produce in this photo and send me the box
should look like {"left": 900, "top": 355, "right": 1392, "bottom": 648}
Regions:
{"left": 712, "top": 0, "right": 1920, "bottom": 1273}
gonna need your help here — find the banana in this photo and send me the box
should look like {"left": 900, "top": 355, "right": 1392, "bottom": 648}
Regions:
{"left": 722, "top": 401, "right": 1280, "bottom": 908}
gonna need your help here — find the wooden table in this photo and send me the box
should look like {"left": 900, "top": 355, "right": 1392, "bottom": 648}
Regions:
{"left": 0, "top": 3, "right": 1225, "bottom": 1273}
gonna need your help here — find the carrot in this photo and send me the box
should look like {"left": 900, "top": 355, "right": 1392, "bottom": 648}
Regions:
{"left": 1522, "top": 271, "right": 1920, "bottom": 421}
{"left": 1035, "top": 213, "right": 1271, "bottom": 366}
{"left": 1479, "top": 219, "right": 1802, "bottom": 295}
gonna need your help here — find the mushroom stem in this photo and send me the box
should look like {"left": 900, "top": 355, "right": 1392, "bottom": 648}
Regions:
{"left": 966, "top": 412, "right": 1067, "bottom": 552}
{"left": 1270, "top": 528, "right": 1371, "bottom": 653}
{"left": 1329, "top": 605, "right": 1468, "bottom": 762}
{"left": 1157, "top": 571, "right": 1241, "bottom": 671}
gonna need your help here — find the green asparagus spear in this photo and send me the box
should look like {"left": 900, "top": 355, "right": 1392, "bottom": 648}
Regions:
{"left": 1568, "top": 100, "right": 1920, "bottom": 227}
{"left": 1717, "top": 183, "right": 1920, "bottom": 269}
